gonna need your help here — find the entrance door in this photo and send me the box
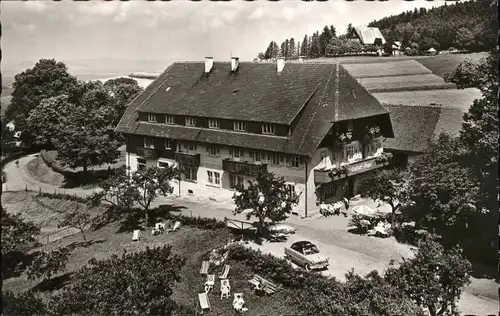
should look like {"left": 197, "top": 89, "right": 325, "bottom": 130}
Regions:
{"left": 347, "top": 178, "right": 355, "bottom": 198}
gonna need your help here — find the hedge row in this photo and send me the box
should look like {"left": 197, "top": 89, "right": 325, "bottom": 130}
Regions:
{"left": 40, "top": 150, "right": 113, "bottom": 180}
{"left": 36, "top": 192, "right": 90, "bottom": 204}
{"left": 152, "top": 205, "right": 227, "bottom": 230}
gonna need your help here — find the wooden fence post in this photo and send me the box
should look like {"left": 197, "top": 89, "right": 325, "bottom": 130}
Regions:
{"left": 25, "top": 184, "right": 28, "bottom": 192}
{"left": 39, "top": 187, "right": 41, "bottom": 194}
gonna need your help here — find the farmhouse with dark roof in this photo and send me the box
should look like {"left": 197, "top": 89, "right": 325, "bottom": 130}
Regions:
{"left": 116, "top": 57, "right": 394, "bottom": 217}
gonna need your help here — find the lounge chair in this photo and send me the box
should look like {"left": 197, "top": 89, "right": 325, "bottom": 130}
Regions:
{"left": 171, "top": 221, "right": 181, "bottom": 232}
{"left": 205, "top": 274, "right": 215, "bottom": 293}
{"left": 198, "top": 292, "right": 211, "bottom": 314}
{"left": 220, "top": 279, "right": 231, "bottom": 300}
{"left": 132, "top": 229, "right": 140, "bottom": 242}
{"left": 155, "top": 222, "right": 166, "bottom": 231}
{"left": 218, "top": 264, "right": 231, "bottom": 279}
{"left": 200, "top": 260, "right": 210, "bottom": 275}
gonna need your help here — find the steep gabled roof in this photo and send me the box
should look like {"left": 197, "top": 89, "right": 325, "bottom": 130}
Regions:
{"left": 352, "top": 27, "right": 386, "bottom": 45}
{"left": 383, "top": 105, "right": 464, "bottom": 153}
{"left": 116, "top": 62, "right": 389, "bottom": 157}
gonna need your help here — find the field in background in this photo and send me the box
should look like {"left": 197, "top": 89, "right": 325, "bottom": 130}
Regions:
{"left": 417, "top": 52, "right": 489, "bottom": 77}
{"left": 343, "top": 60, "right": 432, "bottom": 78}
{"left": 358, "top": 74, "right": 454, "bottom": 93}
{"left": 373, "top": 88, "right": 482, "bottom": 112}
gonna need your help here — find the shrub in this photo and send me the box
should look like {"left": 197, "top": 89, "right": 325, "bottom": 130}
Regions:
{"left": 40, "top": 149, "right": 114, "bottom": 181}
{"left": 48, "top": 246, "right": 185, "bottom": 316}
{"left": 152, "top": 205, "right": 227, "bottom": 230}
{"left": 2, "top": 290, "right": 47, "bottom": 316}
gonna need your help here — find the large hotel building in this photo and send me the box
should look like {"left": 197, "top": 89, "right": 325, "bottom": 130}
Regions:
{"left": 116, "top": 57, "right": 394, "bottom": 217}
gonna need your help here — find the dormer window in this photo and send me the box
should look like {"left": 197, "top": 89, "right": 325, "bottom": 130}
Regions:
{"left": 262, "top": 123, "right": 275, "bottom": 135}
{"left": 234, "top": 121, "right": 246, "bottom": 132}
{"left": 186, "top": 116, "right": 197, "bottom": 127}
{"left": 148, "top": 113, "right": 157, "bottom": 123}
{"left": 165, "top": 115, "right": 175, "bottom": 124}
{"left": 209, "top": 119, "right": 220, "bottom": 129}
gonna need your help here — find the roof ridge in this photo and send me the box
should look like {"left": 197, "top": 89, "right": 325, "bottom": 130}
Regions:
{"left": 298, "top": 63, "right": 337, "bottom": 150}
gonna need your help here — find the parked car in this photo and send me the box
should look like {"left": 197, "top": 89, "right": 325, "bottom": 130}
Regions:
{"left": 284, "top": 241, "right": 329, "bottom": 271}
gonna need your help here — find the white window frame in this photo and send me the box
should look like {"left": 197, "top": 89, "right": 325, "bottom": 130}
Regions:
{"left": 233, "top": 148, "right": 244, "bottom": 159}
{"left": 137, "top": 158, "right": 146, "bottom": 170}
{"left": 144, "top": 137, "right": 155, "bottom": 149}
{"left": 165, "top": 139, "right": 172, "bottom": 150}
{"left": 286, "top": 184, "right": 296, "bottom": 199}
{"left": 147, "top": 113, "right": 157, "bottom": 123}
{"left": 206, "top": 170, "right": 221, "bottom": 187}
{"left": 185, "top": 116, "right": 197, "bottom": 127}
{"left": 208, "top": 119, "right": 220, "bottom": 129}
{"left": 206, "top": 145, "right": 220, "bottom": 157}
{"left": 262, "top": 123, "right": 275, "bottom": 135}
{"left": 346, "top": 144, "right": 356, "bottom": 161}
{"left": 165, "top": 115, "right": 175, "bottom": 124}
{"left": 158, "top": 161, "right": 171, "bottom": 169}
{"left": 234, "top": 120, "right": 246, "bottom": 132}
{"left": 290, "top": 155, "right": 300, "bottom": 168}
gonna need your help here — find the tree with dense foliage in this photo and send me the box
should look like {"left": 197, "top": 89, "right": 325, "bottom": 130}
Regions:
{"left": 47, "top": 246, "right": 185, "bottom": 316}
{"left": 288, "top": 37, "right": 296, "bottom": 57}
{"left": 103, "top": 77, "right": 143, "bottom": 125}
{"left": 357, "top": 169, "right": 413, "bottom": 223}
{"left": 264, "top": 41, "right": 280, "bottom": 60}
{"left": 27, "top": 247, "right": 71, "bottom": 282}
{"left": 369, "top": 0, "right": 497, "bottom": 52}
{"left": 232, "top": 170, "right": 299, "bottom": 235}
{"left": 385, "top": 236, "right": 472, "bottom": 316}
{"left": 6, "top": 59, "right": 79, "bottom": 137}
{"left": 26, "top": 95, "right": 72, "bottom": 147}
{"left": 129, "top": 166, "right": 178, "bottom": 226}
{"left": 343, "top": 270, "right": 423, "bottom": 316}
{"left": 1, "top": 206, "right": 41, "bottom": 256}
{"left": 52, "top": 101, "right": 123, "bottom": 175}
{"left": 300, "top": 34, "right": 309, "bottom": 57}
{"left": 2, "top": 290, "right": 47, "bottom": 316}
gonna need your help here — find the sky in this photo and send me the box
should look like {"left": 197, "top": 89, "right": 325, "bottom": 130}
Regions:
{"left": 2, "top": 0, "right": 446, "bottom": 74}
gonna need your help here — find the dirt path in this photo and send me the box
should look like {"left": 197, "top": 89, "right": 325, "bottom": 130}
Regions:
{"left": 3, "top": 154, "right": 497, "bottom": 315}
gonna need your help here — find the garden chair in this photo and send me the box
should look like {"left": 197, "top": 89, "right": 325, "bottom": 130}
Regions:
{"left": 132, "top": 229, "right": 140, "bottom": 242}
{"left": 220, "top": 279, "right": 231, "bottom": 300}
{"left": 218, "top": 264, "right": 230, "bottom": 279}
{"left": 171, "top": 221, "right": 181, "bottom": 232}
{"left": 155, "top": 222, "right": 166, "bottom": 232}
{"left": 200, "top": 261, "right": 210, "bottom": 275}
{"left": 198, "top": 292, "right": 211, "bottom": 314}
{"left": 204, "top": 274, "right": 215, "bottom": 293}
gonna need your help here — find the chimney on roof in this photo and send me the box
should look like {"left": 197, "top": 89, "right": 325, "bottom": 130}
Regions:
{"left": 276, "top": 57, "right": 285, "bottom": 74}
{"left": 230, "top": 57, "right": 239, "bottom": 72}
{"left": 205, "top": 57, "right": 213, "bottom": 73}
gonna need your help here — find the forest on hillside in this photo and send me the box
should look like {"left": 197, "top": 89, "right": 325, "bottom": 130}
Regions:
{"left": 258, "top": 0, "right": 497, "bottom": 60}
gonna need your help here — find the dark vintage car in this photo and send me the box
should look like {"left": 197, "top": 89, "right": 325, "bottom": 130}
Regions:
{"left": 284, "top": 241, "right": 329, "bottom": 271}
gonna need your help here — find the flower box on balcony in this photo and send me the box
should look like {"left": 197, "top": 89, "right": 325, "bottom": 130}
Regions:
{"left": 328, "top": 165, "right": 349, "bottom": 178}
{"left": 367, "top": 125, "right": 381, "bottom": 139}
{"left": 375, "top": 152, "right": 393, "bottom": 165}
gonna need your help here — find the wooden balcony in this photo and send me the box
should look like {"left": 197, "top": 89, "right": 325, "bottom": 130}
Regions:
{"left": 314, "top": 157, "right": 389, "bottom": 183}
{"left": 136, "top": 146, "right": 158, "bottom": 159}
{"left": 174, "top": 152, "right": 200, "bottom": 167}
{"left": 222, "top": 159, "right": 267, "bottom": 176}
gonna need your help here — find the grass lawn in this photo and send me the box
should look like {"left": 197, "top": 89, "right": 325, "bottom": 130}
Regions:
{"left": 343, "top": 60, "right": 432, "bottom": 78}
{"left": 42, "top": 149, "right": 126, "bottom": 173}
{"left": 26, "top": 156, "right": 66, "bottom": 187}
{"left": 358, "top": 74, "right": 454, "bottom": 93}
{"left": 416, "top": 52, "right": 489, "bottom": 78}
{"left": 373, "top": 88, "right": 482, "bottom": 112}
{"left": 2, "top": 196, "right": 299, "bottom": 315}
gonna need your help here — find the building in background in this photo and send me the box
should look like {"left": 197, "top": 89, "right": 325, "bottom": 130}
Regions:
{"left": 116, "top": 57, "right": 394, "bottom": 217}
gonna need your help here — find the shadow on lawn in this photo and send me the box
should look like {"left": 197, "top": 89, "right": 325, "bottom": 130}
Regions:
{"left": 115, "top": 204, "right": 187, "bottom": 234}
{"left": 470, "top": 261, "right": 498, "bottom": 281}
{"left": 65, "top": 239, "right": 106, "bottom": 251}
{"left": 2, "top": 250, "right": 42, "bottom": 280}
{"left": 32, "top": 272, "right": 73, "bottom": 292}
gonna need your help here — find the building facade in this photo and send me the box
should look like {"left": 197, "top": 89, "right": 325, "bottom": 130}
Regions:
{"left": 116, "top": 58, "right": 394, "bottom": 217}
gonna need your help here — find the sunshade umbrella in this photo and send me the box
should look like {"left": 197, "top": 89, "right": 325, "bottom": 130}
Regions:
{"left": 352, "top": 204, "right": 377, "bottom": 217}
